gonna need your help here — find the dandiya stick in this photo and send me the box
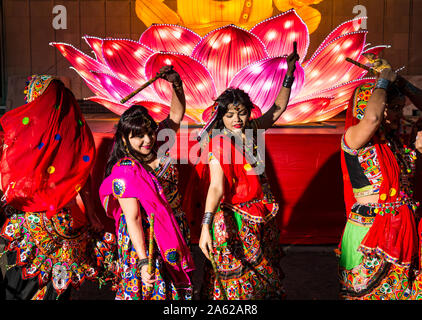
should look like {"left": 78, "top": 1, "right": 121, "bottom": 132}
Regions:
{"left": 345, "top": 57, "right": 380, "bottom": 76}
{"left": 120, "top": 69, "right": 169, "bottom": 104}
{"left": 148, "top": 213, "right": 155, "bottom": 274}
{"left": 208, "top": 248, "right": 228, "bottom": 300}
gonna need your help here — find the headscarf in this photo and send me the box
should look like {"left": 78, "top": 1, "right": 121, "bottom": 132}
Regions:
{"left": 340, "top": 81, "right": 418, "bottom": 267}
{"left": 99, "top": 157, "right": 194, "bottom": 287}
{"left": 0, "top": 75, "right": 96, "bottom": 218}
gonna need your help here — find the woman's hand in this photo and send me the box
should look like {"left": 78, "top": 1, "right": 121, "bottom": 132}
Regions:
{"left": 140, "top": 264, "right": 156, "bottom": 288}
{"left": 199, "top": 224, "right": 213, "bottom": 261}
{"left": 159, "top": 65, "right": 182, "bottom": 85}
{"left": 286, "top": 41, "right": 300, "bottom": 76}
{"left": 415, "top": 131, "right": 422, "bottom": 153}
{"left": 379, "top": 67, "right": 397, "bottom": 83}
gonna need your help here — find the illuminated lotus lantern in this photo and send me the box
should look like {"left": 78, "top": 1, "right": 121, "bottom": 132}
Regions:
{"left": 51, "top": 9, "right": 386, "bottom": 125}
{"left": 135, "top": 0, "right": 324, "bottom": 35}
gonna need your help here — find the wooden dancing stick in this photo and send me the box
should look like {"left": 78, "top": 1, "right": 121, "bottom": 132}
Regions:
{"left": 148, "top": 213, "right": 155, "bottom": 275}
{"left": 345, "top": 57, "right": 380, "bottom": 76}
{"left": 120, "top": 69, "right": 169, "bottom": 104}
{"left": 208, "top": 249, "right": 228, "bottom": 300}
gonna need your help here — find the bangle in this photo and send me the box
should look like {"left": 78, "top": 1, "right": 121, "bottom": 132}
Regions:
{"left": 137, "top": 258, "right": 149, "bottom": 270}
{"left": 202, "top": 211, "right": 214, "bottom": 225}
{"left": 282, "top": 75, "right": 295, "bottom": 88}
{"left": 375, "top": 78, "right": 390, "bottom": 91}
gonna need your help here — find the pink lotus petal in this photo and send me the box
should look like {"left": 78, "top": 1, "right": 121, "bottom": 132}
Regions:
{"left": 314, "top": 16, "right": 366, "bottom": 55}
{"left": 144, "top": 52, "right": 217, "bottom": 110}
{"left": 276, "top": 97, "right": 332, "bottom": 125}
{"left": 71, "top": 68, "right": 110, "bottom": 99}
{"left": 50, "top": 42, "right": 111, "bottom": 86}
{"left": 301, "top": 78, "right": 377, "bottom": 122}
{"left": 250, "top": 9, "right": 309, "bottom": 63}
{"left": 201, "top": 103, "right": 262, "bottom": 123}
{"left": 83, "top": 36, "right": 107, "bottom": 65}
{"left": 191, "top": 25, "right": 268, "bottom": 95}
{"left": 87, "top": 96, "right": 198, "bottom": 123}
{"left": 139, "top": 24, "right": 201, "bottom": 56}
{"left": 100, "top": 39, "right": 161, "bottom": 101}
{"left": 298, "top": 31, "right": 367, "bottom": 99}
{"left": 228, "top": 57, "right": 305, "bottom": 113}
{"left": 91, "top": 72, "right": 151, "bottom": 103}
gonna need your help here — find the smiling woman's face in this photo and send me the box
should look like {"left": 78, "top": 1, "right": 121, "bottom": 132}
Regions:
{"left": 128, "top": 131, "right": 156, "bottom": 156}
{"left": 222, "top": 103, "right": 249, "bottom": 132}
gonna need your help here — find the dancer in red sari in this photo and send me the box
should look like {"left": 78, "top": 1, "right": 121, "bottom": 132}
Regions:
{"left": 338, "top": 64, "right": 422, "bottom": 299}
{"left": 0, "top": 75, "right": 116, "bottom": 300}
{"left": 192, "top": 45, "right": 299, "bottom": 300}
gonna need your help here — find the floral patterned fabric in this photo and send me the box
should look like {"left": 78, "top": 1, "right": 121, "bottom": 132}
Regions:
{"left": 0, "top": 205, "right": 117, "bottom": 299}
{"left": 200, "top": 208, "right": 285, "bottom": 300}
{"left": 114, "top": 213, "right": 192, "bottom": 300}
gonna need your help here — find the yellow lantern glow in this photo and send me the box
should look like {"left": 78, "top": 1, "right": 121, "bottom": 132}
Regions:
{"left": 135, "top": 0, "right": 323, "bottom": 36}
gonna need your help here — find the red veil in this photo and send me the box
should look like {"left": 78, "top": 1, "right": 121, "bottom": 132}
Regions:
{"left": 0, "top": 79, "right": 95, "bottom": 219}
{"left": 183, "top": 131, "right": 278, "bottom": 241}
{"left": 340, "top": 82, "right": 418, "bottom": 267}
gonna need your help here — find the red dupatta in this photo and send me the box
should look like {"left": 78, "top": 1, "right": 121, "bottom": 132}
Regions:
{"left": 184, "top": 130, "right": 278, "bottom": 238}
{"left": 0, "top": 78, "right": 95, "bottom": 218}
{"left": 340, "top": 82, "right": 417, "bottom": 267}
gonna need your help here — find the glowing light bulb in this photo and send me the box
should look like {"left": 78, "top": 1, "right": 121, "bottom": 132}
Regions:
{"left": 153, "top": 107, "right": 161, "bottom": 113}
{"left": 263, "top": 81, "right": 272, "bottom": 91}
{"left": 310, "top": 70, "right": 320, "bottom": 78}
{"left": 251, "top": 64, "right": 263, "bottom": 74}
{"left": 300, "top": 105, "right": 310, "bottom": 113}
{"left": 211, "top": 41, "right": 220, "bottom": 49}
{"left": 173, "top": 31, "right": 182, "bottom": 39}
{"left": 343, "top": 40, "right": 352, "bottom": 48}
{"left": 165, "top": 58, "right": 172, "bottom": 65}
{"left": 112, "top": 44, "right": 120, "bottom": 50}
{"left": 135, "top": 49, "right": 144, "bottom": 57}
{"left": 223, "top": 35, "right": 231, "bottom": 44}
{"left": 289, "top": 32, "right": 297, "bottom": 41}
{"left": 76, "top": 57, "right": 84, "bottom": 64}
{"left": 266, "top": 31, "right": 277, "bottom": 41}
{"left": 106, "top": 49, "right": 113, "bottom": 56}
{"left": 333, "top": 44, "right": 341, "bottom": 53}
{"left": 284, "top": 20, "right": 293, "bottom": 29}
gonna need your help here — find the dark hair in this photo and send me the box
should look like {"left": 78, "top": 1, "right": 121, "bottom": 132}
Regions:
{"left": 105, "top": 105, "right": 157, "bottom": 177}
{"left": 386, "top": 84, "right": 405, "bottom": 105}
{"left": 213, "top": 88, "right": 254, "bottom": 130}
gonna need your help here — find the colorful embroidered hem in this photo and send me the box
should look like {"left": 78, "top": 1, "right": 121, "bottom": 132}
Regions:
{"left": 115, "top": 213, "right": 192, "bottom": 300}
{"left": 0, "top": 207, "right": 118, "bottom": 298}
{"left": 339, "top": 254, "right": 415, "bottom": 300}
{"left": 201, "top": 208, "right": 285, "bottom": 300}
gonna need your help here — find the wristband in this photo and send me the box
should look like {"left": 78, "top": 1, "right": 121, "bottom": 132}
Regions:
{"left": 375, "top": 78, "right": 390, "bottom": 91}
{"left": 137, "top": 258, "right": 149, "bottom": 270}
{"left": 282, "top": 75, "right": 295, "bottom": 88}
{"left": 202, "top": 211, "right": 214, "bottom": 225}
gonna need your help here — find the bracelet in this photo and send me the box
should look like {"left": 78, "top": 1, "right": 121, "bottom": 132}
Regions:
{"left": 202, "top": 211, "right": 214, "bottom": 225}
{"left": 375, "top": 78, "right": 390, "bottom": 91}
{"left": 282, "top": 75, "right": 295, "bottom": 88}
{"left": 137, "top": 258, "right": 149, "bottom": 270}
